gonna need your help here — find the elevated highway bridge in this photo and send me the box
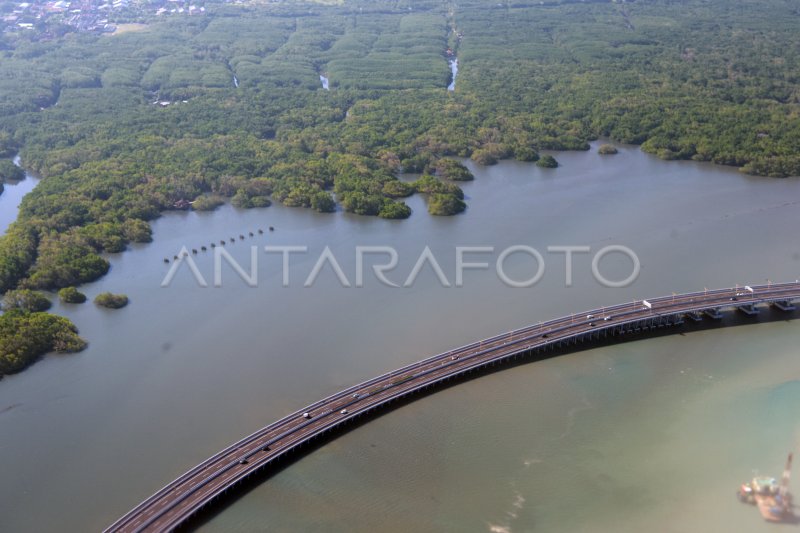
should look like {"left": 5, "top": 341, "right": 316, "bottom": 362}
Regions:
{"left": 107, "top": 282, "right": 800, "bottom": 532}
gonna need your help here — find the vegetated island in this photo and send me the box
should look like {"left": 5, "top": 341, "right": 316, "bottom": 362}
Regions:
{"left": 536, "top": 155, "right": 559, "bottom": 168}
{"left": 0, "top": 289, "right": 86, "bottom": 377}
{"left": 1, "top": 0, "right": 799, "bottom": 375}
{"left": 58, "top": 286, "right": 87, "bottom": 304}
{"left": 94, "top": 292, "right": 129, "bottom": 309}
{"left": 598, "top": 144, "right": 618, "bottom": 155}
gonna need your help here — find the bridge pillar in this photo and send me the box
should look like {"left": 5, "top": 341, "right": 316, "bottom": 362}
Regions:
{"left": 772, "top": 300, "right": 796, "bottom": 312}
{"left": 686, "top": 311, "right": 703, "bottom": 322}
{"left": 737, "top": 304, "right": 760, "bottom": 316}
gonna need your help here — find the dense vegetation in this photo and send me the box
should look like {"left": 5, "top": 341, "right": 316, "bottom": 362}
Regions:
{"left": 428, "top": 193, "right": 466, "bottom": 216}
{"left": 58, "top": 286, "right": 87, "bottom": 304}
{"left": 0, "top": 159, "right": 23, "bottom": 183}
{"left": 0, "top": 158, "right": 24, "bottom": 195}
{"left": 0, "top": 310, "right": 86, "bottom": 377}
{"left": 431, "top": 159, "right": 474, "bottom": 181}
{"left": 1, "top": 0, "right": 799, "bottom": 374}
{"left": 94, "top": 292, "right": 129, "bottom": 309}
{"left": 191, "top": 194, "right": 226, "bottom": 212}
{"left": 537, "top": 155, "right": 559, "bottom": 169}
{"left": 1, "top": 289, "right": 51, "bottom": 312}
{"left": 1, "top": 0, "right": 798, "bottom": 293}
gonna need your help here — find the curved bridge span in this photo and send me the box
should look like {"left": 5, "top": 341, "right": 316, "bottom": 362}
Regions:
{"left": 107, "top": 282, "right": 800, "bottom": 532}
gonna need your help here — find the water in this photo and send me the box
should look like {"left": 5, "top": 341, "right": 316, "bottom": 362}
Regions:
{"left": 448, "top": 58, "right": 458, "bottom": 91}
{"left": 0, "top": 143, "right": 799, "bottom": 532}
{"left": 233, "top": 75, "right": 239, "bottom": 88}
{"left": 0, "top": 156, "right": 38, "bottom": 235}
{"left": 320, "top": 75, "right": 329, "bottom": 90}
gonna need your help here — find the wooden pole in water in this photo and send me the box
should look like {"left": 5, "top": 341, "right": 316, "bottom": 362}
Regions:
{"left": 779, "top": 452, "right": 793, "bottom": 500}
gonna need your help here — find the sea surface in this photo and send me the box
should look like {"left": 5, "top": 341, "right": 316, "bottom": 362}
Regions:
{"left": 0, "top": 143, "right": 799, "bottom": 532}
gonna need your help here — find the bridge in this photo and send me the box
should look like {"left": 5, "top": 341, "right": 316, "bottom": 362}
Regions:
{"left": 106, "top": 282, "right": 800, "bottom": 532}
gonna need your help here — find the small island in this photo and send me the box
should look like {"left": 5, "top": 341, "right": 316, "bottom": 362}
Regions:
{"left": 536, "top": 155, "right": 559, "bottom": 168}
{"left": 94, "top": 292, "right": 129, "bottom": 309}
{"left": 598, "top": 144, "right": 619, "bottom": 155}
{"left": 58, "top": 287, "right": 87, "bottom": 304}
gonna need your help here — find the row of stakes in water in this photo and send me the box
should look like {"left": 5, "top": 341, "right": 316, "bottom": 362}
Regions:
{"left": 164, "top": 226, "right": 274, "bottom": 263}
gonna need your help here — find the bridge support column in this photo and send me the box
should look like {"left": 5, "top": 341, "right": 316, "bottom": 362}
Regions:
{"left": 772, "top": 300, "right": 796, "bottom": 312}
{"left": 737, "top": 304, "right": 760, "bottom": 316}
{"left": 686, "top": 311, "right": 703, "bottom": 322}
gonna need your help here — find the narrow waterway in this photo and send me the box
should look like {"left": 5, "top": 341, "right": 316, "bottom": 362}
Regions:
{"left": 320, "top": 74, "right": 330, "bottom": 90}
{"left": 233, "top": 75, "right": 239, "bottom": 88}
{"left": 0, "top": 144, "right": 799, "bottom": 532}
{"left": 0, "top": 156, "right": 38, "bottom": 235}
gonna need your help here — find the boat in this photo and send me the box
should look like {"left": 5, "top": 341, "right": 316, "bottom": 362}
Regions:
{"left": 738, "top": 453, "right": 794, "bottom": 522}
